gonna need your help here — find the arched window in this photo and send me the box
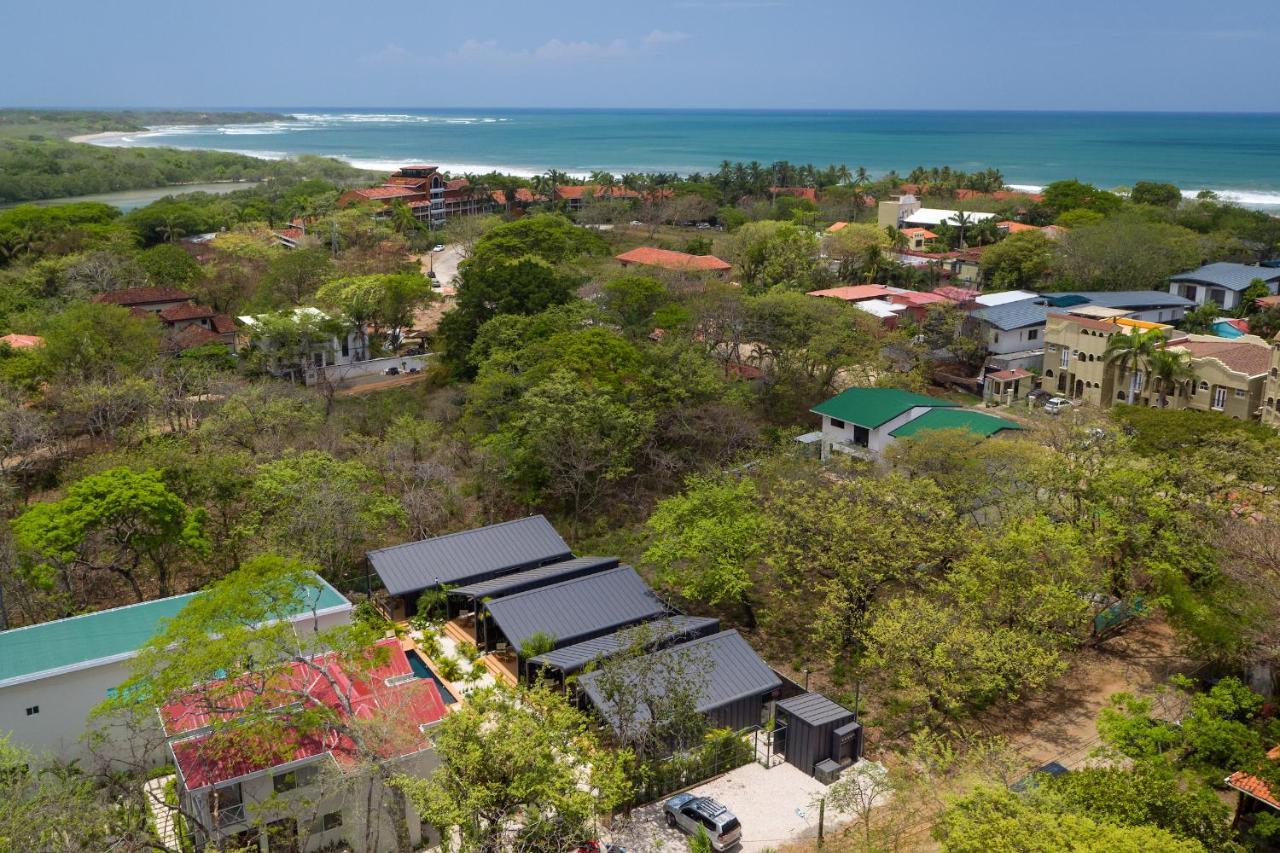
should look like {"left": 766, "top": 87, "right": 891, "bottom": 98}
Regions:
{"left": 1045, "top": 369, "right": 1054, "bottom": 378}
{"left": 1117, "top": 391, "right": 1126, "bottom": 400}
{"left": 1199, "top": 381, "right": 1210, "bottom": 390}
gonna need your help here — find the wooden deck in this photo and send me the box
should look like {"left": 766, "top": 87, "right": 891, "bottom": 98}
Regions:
{"left": 443, "top": 616, "right": 477, "bottom": 647}
{"left": 480, "top": 651, "right": 519, "bottom": 687}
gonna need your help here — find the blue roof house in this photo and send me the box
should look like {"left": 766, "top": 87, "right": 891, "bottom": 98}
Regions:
{"left": 1170, "top": 263, "right": 1280, "bottom": 312}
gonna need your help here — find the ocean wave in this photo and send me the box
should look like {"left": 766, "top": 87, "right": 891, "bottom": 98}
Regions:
{"left": 336, "top": 156, "right": 588, "bottom": 179}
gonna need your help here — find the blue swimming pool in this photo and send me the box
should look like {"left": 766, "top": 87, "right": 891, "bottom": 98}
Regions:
{"left": 404, "top": 649, "right": 457, "bottom": 705}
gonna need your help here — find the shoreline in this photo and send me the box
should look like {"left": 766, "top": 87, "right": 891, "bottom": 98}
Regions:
{"left": 69, "top": 128, "right": 1280, "bottom": 210}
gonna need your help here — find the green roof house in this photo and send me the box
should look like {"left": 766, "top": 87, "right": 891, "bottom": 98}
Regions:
{"left": 811, "top": 387, "right": 1021, "bottom": 459}
{"left": 0, "top": 576, "right": 350, "bottom": 765}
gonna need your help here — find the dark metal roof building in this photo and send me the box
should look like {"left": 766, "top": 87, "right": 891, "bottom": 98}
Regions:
{"left": 482, "top": 565, "right": 669, "bottom": 655}
{"left": 367, "top": 516, "right": 572, "bottom": 597}
{"left": 776, "top": 692, "right": 862, "bottom": 777}
{"left": 577, "top": 629, "right": 782, "bottom": 733}
{"left": 529, "top": 615, "right": 722, "bottom": 676}
{"left": 448, "top": 556, "right": 619, "bottom": 602}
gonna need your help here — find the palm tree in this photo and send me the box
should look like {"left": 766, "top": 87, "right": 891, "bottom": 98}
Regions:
{"left": 948, "top": 211, "right": 974, "bottom": 249}
{"left": 1104, "top": 328, "right": 1164, "bottom": 404}
{"left": 1147, "top": 347, "right": 1196, "bottom": 408}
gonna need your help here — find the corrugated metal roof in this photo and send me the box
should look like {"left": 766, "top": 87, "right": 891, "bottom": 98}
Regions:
{"left": 484, "top": 566, "right": 669, "bottom": 654}
{"left": 811, "top": 387, "right": 957, "bottom": 428}
{"left": 889, "top": 408, "right": 1023, "bottom": 439}
{"left": 367, "top": 516, "right": 572, "bottom": 596}
{"left": 448, "top": 556, "right": 620, "bottom": 600}
{"left": 972, "top": 298, "right": 1051, "bottom": 331}
{"left": 1170, "top": 262, "right": 1280, "bottom": 291}
{"left": 577, "top": 630, "right": 781, "bottom": 728}
{"left": 530, "top": 615, "right": 721, "bottom": 674}
{"left": 0, "top": 576, "right": 349, "bottom": 688}
{"left": 1052, "top": 290, "right": 1194, "bottom": 310}
{"left": 777, "top": 692, "right": 856, "bottom": 727}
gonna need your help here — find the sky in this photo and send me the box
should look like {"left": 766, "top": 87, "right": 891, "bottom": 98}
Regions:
{"left": 2, "top": 0, "right": 1278, "bottom": 111}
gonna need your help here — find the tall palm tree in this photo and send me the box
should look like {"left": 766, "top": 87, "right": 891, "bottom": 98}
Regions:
{"left": 948, "top": 211, "right": 974, "bottom": 249}
{"left": 1147, "top": 348, "right": 1196, "bottom": 408}
{"left": 1104, "top": 328, "right": 1164, "bottom": 404}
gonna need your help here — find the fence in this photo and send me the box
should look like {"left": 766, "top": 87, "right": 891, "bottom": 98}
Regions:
{"left": 623, "top": 728, "right": 756, "bottom": 810}
{"left": 304, "top": 354, "right": 430, "bottom": 386}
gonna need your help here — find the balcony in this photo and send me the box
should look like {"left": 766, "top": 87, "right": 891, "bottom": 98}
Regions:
{"left": 215, "top": 801, "right": 247, "bottom": 828}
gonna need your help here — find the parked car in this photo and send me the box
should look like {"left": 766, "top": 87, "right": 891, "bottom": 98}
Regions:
{"left": 663, "top": 794, "right": 742, "bottom": 851}
{"left": 384, "top": 366, "right": 400, "bottom": 376}
{"left": 1044, "top": 396, "right": 1072, "bottom": 415}
{"left": 432, "top": 244, "right": 446, "bottom": 253}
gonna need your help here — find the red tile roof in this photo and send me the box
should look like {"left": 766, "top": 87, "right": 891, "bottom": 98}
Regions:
{"left": 770, "top": 186, "right": 818, "bottom": 201}
{"left": 158, "top": 302, "right": 216, "bottom": 323}
{"left": 164, "top": 639, "right": 447, "bottom": 791}
{"left": 826, "top": 221, "right": 849, "bottom": 233}
{"left": 889, "top": 291, "right": 949, "bottom": 307}
{"left": 989, "top": 368, "right": 1033, "bottom": 381}
{"left": 1227, "top": 746, "right": 1280, "bottom": 810}
{"left": 169, "top": 325, "right": 223, "bottom": 350}
{"left": 808, "top": 284, "right": 897, "bottom": 302}
{"left": 932, "top": 286, "right": 980, "bottom": 304}
{"left": 386, "top": 177, "right": 430, "bottom": 188}
{"left": 352, "top": 186, "right": 422, "bottom": 200}
{"left": 901, "top": 227, "right": 939, "bottom": 239}
{"left": 1257, "top": 294, "right": 1280, "bottom": 309}
{"left": 211, "top": 314, "right": 237, "bottom": 334}
{"left": 0, "top": 333, "right": 44, "bottom": 349}
{"left": 94, "top": 287, "right": 193, "bottom": 307}
{"left": 491, "top": 188, "right": 542, "bottom": 205}
{"left": 615, "top": 247, "right": 731, "bottom": 272}
{"left": 997, "top": 221, "right": 1041, "bottom": 233}
{"left": 445, "top": 178, "right": 470, "bottom": 191}
{"left": 1173, "top": 338, "right": 1272, "bottom": 377}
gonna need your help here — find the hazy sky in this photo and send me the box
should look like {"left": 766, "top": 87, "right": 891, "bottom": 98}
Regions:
{"left": 3, "top": 0, "right": 1277, "bottom": 111}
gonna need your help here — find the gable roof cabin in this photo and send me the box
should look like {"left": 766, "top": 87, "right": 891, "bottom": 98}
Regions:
{"left": 615, "top": 247, "right": 732, "bottom": 273}
{"left": 577, "top": 629, "right": 782, "bottom": 733}
{"left": 528, "top": 614, "right": 722, "bottom": 677}
{"left": 481, "top": 565, "right": 669, "bottom": 656}
{"left": 813, "top": 387, "right": 960, "bottom": 429}
{"left": 1227, "top": 746, "right": 1280, "bottom": 814}
{"left": 368, "top": 516, "right": 572, "bottom": 600}
{"left": 447, "top": 556, "right": 620, "bottom": 607}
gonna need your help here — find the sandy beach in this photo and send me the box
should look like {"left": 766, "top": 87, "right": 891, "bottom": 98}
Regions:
{"left": 67, "top": 131, "right": 136, "bottom": 144}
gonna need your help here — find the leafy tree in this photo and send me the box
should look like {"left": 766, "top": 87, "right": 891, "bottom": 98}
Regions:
{"left": 825, "top": 222, "right": 890, "bottom": 280}
{"left": 1237, "top": 278, "right": 1272, "bottom": 317}
{"left": 1104, "top": 328, "right": 1165, "bottom": 403}
{"left": 729, "top": 220, "right": 822, "bottom": 293}
{"left": 317, "top": 272, "right": 433, "bottom": 353}
{"left": 440, "top": 255, "right": 576, "bottom": 373}
{"left": 1131, "top": 181, "right": 1184, "bottom": 208}
{"left": 644, "top": 474, "right": 766, "bottom": 629}
{"left": 262, "top": 246, "right": 335, "bottom": 306}
{"left": 1181, "top": 301, "right": 1220, "bottom": 334}
{"left": 600, "top": 274, "right": 669, "bottom": 339}
{"left": 38, "top": 301, "right": 161, "bottom": 382}
{"left": 1056, "top": 208, "right": 1106, "bottom": 229}
{"left": 1042, "top": 179, "right": 1123, "bottom": 217}
{"left": 1147, "top": 348, "right": 1196, "bottom": 407}
{"left": 935, "top": 785, "right": 1204, "bottom": 852}
{"left": 483, "top": 370, "right": 651, "bottom": 526}
{"left": 251, "top": 450, "right": 404, "bottom": 580}
{"left": 464, "top": 213, "right": 606, "bottom": 264}
{"left": 394, "top": 683, "right": 630, "bottom": 852}
{"left": 979, "top": 230, "right": 1055, "bottom": 289}
{"left": 98, "top": 554, "right": 423, "bottom": 851}
{"left": 12, "top": 466, "right": 209, "bottom": 603}
{"left": 137, "top": 242, "right": 204, "bottom": 287}
{"left": 1055, "top": 217, "right": 1202, "bottom": 292}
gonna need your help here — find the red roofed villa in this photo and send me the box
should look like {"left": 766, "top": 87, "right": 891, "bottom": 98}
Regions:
{"left": 0, "top": 333, "right": 44, "bottom": 349}
{"left": 1227, "top": 746, "right": 1280, "bottom": 835}
{"left": 163, "top": 637, "right": 448, "bottom": 850}
{"left": 616, "top": 247, "right": 732, "bottom": 275}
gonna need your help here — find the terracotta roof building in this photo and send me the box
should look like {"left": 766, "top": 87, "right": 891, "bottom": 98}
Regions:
{"left": 0, "top": 333, "right": 44, "bottom": 349}
{"left": 616, "top": 247, "right": 731, "bottom": 274}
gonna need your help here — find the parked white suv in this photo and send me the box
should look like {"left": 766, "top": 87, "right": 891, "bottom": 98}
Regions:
{"left": 1044, "top": 396, "right": 1072, "bottom": 415}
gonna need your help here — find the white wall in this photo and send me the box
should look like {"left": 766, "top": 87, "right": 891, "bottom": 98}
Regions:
{"left": 308, "top": 355, "right": 429, "bottom": 386}
{"left": 0, "top": 606, "right": 352, "bottom": 769}
{"left": 820, "top": 406, "right": 936, "bottom": 458}
{"left": 984, "top": 323, "right": 1045, "bottom": 355}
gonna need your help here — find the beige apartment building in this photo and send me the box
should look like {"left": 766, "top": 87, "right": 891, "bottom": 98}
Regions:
{"left": 1260, "top": 341, "right": 1280, "bottom": 428}
{"left": 1042, "top": 310, "right": 1271, "bottom": 421}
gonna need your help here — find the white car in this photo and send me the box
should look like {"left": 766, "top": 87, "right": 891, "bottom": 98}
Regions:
{"left": 432, "top": 244, "right": 446, "bottom": 253}
{"left": 1044, "top": 396, "right": 1072, "bottom": 415}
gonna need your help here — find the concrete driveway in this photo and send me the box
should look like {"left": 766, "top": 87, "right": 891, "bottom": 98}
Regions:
{"left": 418, "top": 243, "right": 463, "bottom": 292}
{"left": 609, "top": 762, "right": 842, "bottom": 852}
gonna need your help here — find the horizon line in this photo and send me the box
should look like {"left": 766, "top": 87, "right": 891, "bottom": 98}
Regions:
{"left": 7, "top": 105, "right": 1280, "bottom": 116}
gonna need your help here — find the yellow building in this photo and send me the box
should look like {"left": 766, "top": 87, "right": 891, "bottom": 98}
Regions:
{"left": 1042, "top": 311, "right": 1270, "bottom": 420}
{"left": 1257, "top": 339, "right": 1280, "bottom": 428}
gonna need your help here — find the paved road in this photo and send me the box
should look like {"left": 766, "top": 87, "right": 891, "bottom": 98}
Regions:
{"left": 418, "top": 244, "right": 463, "bottom": 293}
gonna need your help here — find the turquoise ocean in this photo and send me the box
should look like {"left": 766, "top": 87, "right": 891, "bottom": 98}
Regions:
{"left": 90, "top": 109, "right": 1280, "bottom": 208}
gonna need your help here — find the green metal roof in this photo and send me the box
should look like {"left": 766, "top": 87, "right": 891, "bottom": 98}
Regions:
{"left": 889, "top": 408, "right": 1023, "bottom": 439}
{"left": 812, "top": 388, "right": 958, "bottom": 428}
{"left": 0, "top": 577, "right": 349, "bottom": 687}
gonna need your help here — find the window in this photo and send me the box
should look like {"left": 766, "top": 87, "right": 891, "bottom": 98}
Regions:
{"left": 1199, "top": 381, "right": 1209, "bottom": 390}
{"left": 1234, "top": 388, "right": 1246, "bottom": 398}
{"left": 992, "top": 333, "right": 1000, "bottom": 344}
{"left": 317, "top": 812, "right": 343, "bottom": 832}
{"left": 1027, "top": 329, "right": 1038, "bottom": 341}
{"left": 25, "top": 706, "right": 38, "bottom": 716}
{"left": 1212, "top": 386, "right": 1227, "bottom": 410}
{"left": 829, "top": 418, "right": 845, "bottom": 430}
{"left": 1061, "top": 348, "right": 1070, "bottom": 368}
{"left": 341, "top": 336, "right": 349, "bottom": 358}
{"left": 852, "top": 425, "right": 870, "bottom": 448}
{"left": 272, "top": 766, "right": 316, "bottom": 794}
{"left": 1045, "top": 369, "right": 1054, "bottom": 378}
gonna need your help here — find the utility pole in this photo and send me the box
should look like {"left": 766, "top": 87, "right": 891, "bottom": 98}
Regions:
{"left": 817, "top": 797, "right": 826, "bottom": 848}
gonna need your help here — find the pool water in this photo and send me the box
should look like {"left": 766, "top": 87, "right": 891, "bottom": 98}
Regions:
{"left": 405, "top": 649, "right": 457, "bottom": 705}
